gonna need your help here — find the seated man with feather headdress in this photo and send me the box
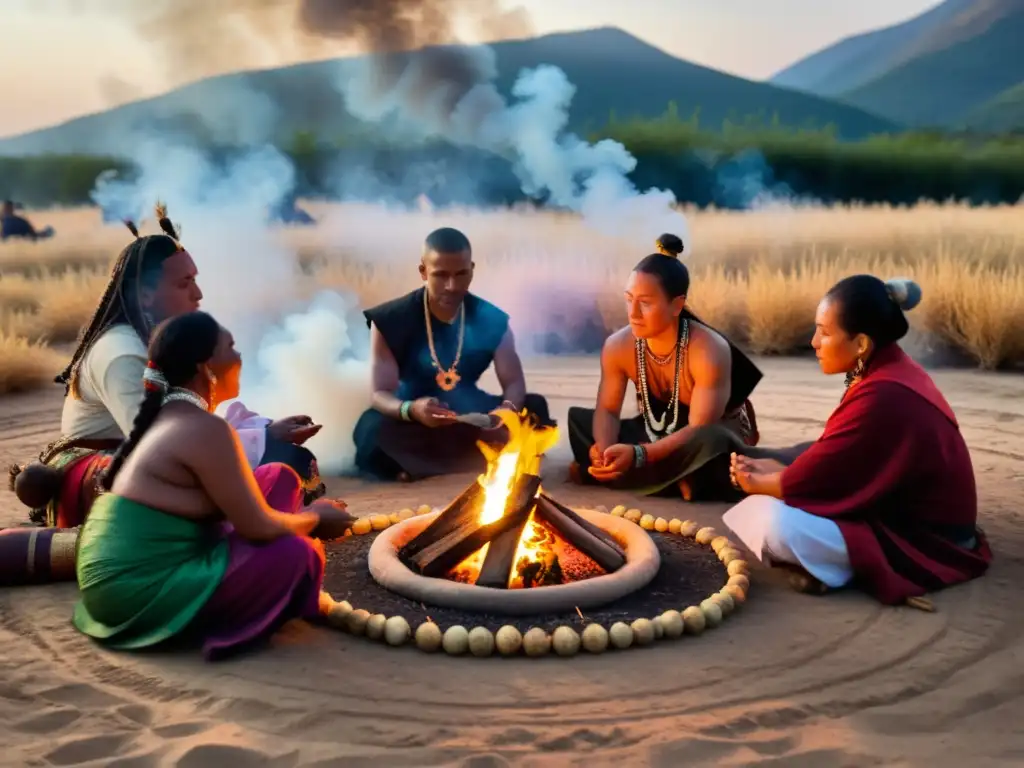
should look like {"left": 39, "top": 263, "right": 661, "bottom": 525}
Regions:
{"left": 8, "top": 204, "right": 329, "bottom": 530}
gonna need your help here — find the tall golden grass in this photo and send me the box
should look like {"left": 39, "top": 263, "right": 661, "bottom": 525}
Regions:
{"left": 0, "top": 201, "right": 1021, "bottom": 394}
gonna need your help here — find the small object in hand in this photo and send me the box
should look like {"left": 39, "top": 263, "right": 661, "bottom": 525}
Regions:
{"left": 455, "top": 412, "right": 493, "bottom": 428}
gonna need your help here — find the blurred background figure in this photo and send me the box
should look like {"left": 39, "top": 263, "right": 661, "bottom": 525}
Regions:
{"left": 1, "top": 200, "right": 55, "bottom": 241}
{"left": 267, "top": 194, "right": 316, "bottom": 226}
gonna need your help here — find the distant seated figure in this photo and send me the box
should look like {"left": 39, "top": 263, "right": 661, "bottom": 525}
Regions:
{"left": 352, "top": 227, "right": 553, "bottom": 481}
{"left": 1, "top": 200, "right": 54, "bottom": 241}
{"left": 723, "top": 276, "right": 992, "bottom": 603}
{"left": 268, "top": 196, "right": 316, "bottom": 226}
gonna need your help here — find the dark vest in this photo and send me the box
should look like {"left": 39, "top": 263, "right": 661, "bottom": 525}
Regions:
{"left": 363, "top": 288, "right": 510, "bottom": 412}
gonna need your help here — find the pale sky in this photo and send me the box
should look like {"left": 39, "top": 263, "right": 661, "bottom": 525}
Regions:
{"left": 1, "top": 0, "right": 940, "bottom": 138}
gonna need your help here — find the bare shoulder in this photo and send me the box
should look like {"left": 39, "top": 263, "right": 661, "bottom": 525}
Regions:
{"left": 165, "top": 406, "right": 237, "bottom": 450}
{"left": 688, "top": 321, "right": 731, "bottom": 373}
{"left": 601, "top": 326, "right": 635, "bottom": 361}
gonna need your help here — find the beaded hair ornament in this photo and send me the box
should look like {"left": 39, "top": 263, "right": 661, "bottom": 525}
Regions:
{"left": 142, "top": 361, "right": 169, "bottom": 393}
{"left": 57, "top": 201, "right": 186, "bottom": 399}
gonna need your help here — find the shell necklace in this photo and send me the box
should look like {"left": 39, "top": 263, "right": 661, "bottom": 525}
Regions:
{"left": 423, "top": 290, "right": 465, "bottom": 392}
{"left": 162, "top": 387, "right": 210, "bottom": 411}
{"left": 635, "top": 318, "right": 690, "bottom": 442}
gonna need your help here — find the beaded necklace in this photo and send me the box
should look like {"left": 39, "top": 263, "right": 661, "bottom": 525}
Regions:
{"left": 423, "top": 290, "right": 465, "bottom": 392}
{"left": 162, "top": 387, "right": 209, "bottom": 411}
{"left": 634, "top": 318, "right": 690, "bottom": 442}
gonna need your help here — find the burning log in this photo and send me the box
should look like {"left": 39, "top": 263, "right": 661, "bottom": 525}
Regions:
{"left": 394, "top": 408, "right": 626, "bottom": 590}
{"left": 475, "top": 473, "right": 544, "bottom": 588}
{"left": 537, "top": 493, "right": 625, "bottom": 559}
{"left": 402, "top": 474, "right": 541, "bottom": 579}
{"left": 399, "top": 481, "right": 484, "bottom": 561}
{"left": 533, "top": 496, "right": 627, "bottom": 574}
{"left": 476, "top": 520, "right": 533, "bottom": 588}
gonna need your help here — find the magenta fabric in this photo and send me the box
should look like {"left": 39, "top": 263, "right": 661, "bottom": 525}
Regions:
{"left": 189, "top": 462, "right": 325, "bottom": 660}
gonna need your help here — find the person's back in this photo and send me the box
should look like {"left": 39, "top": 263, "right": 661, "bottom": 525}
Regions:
{"left": 0, "top": 201, "right": 53, "bottom": 241}
{"left": 1, "top": 212, "right": 33, "bottom": 239}
{"left": 868, "top": 379, "right": 977, "bottom": 541}
{"left": 73, "top": 311, "right": 353, "bottom": 660}
{"left": 109, "top": 400, "right": 224, "bottom": 521}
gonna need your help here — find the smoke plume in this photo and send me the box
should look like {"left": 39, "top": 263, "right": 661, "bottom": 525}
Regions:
{"left": 73, "top": 0, "right": 696, "bottom": 474}
{"left": 293, "top": 0, "right": 687, "bottom": 240}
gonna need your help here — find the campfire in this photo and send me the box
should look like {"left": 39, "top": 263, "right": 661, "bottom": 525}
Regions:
{"left": 398, "top": 410, "right": 627, "bottom": 589}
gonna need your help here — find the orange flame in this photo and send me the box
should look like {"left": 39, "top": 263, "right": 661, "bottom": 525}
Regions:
{"left": 448, "top": 409, "right": 559, "bottom": 585}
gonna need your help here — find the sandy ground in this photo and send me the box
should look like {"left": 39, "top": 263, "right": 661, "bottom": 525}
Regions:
{"left": 1, "top": 356, "right": 1022, "bottom": 767}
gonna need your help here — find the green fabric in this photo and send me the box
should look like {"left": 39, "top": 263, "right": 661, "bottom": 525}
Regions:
{"left": 73, "top": 494, "right": 230, "bottom": 650}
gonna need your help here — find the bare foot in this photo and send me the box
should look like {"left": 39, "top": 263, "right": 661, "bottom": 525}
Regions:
{"left": 679, "top": 478, "right": 694, "bottom": 502}
{"left": 733, "top": 455, "right": 786, "bottom": 475}
{"left": 765, "top": 558, "right": 830, "bottom": 595}
{"left": 787, "top": 571, "right": 829, "bottom": 595}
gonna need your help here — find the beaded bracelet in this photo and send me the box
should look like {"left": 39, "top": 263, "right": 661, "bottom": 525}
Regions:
{"left": 633, "top": 443, "right": 647, "bottom": 469}
{"left": 399, "top": 401, "right": 413, "bottom": 421}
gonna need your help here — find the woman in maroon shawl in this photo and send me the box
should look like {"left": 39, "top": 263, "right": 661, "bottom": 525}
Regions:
{"left": 723, "top": 275, "right": 991, "bottom": 605}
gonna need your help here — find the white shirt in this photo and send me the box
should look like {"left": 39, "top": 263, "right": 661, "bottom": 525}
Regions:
{"left": 59, "top": 325, "right": 270, "bottom": 468}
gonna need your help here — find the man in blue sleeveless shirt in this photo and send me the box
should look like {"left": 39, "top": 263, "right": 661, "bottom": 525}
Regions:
{"left": 352, "top": 227, "right": 553, "bottom": 481}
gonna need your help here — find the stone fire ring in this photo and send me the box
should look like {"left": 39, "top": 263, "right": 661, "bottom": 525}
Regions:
{"left": 321, "top": 505, "right": 753, "bottom": 659}
{"left": 367, "top": 509, "right": 661, "bottom": 615}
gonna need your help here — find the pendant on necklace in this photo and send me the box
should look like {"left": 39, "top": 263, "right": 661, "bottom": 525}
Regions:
{"left": 436, "top": 368, "right": 461, "bottom": 391}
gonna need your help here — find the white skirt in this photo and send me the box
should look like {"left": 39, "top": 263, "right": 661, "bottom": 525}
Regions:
{"left": 722, "top": 495, "right": 854, "bottom": 588}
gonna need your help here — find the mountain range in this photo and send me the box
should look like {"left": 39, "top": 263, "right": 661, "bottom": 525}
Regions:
{"left": 771, "top": 0, "right": 1024, "bottom": 131}
{"left": 2, "top": 1, "right": 1019, "bottom": 160}
{"left": 0, "top": 27, "right": 896, "bottom": 158}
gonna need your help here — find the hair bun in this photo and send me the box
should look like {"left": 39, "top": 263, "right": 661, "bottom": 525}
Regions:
{"left": 655, "top": 233, "right": 684, "bottom": 258}
{"left": 885, "top": 278, "right": 922, "bottom": 312}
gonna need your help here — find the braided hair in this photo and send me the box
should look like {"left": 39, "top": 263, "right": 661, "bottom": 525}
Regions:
{"left": 57, "top": 203, "right": 186, "bottom": 397}
{"left": 100, "top": 311, "right": 221, "bottom": 492}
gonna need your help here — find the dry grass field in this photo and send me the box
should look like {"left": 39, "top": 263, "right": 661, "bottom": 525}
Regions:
{"left": 2, "top": 202, "right": 1023, "bottom": 766}
{"left": 0, "top": 201, "right": 1021, "bottom": 394}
